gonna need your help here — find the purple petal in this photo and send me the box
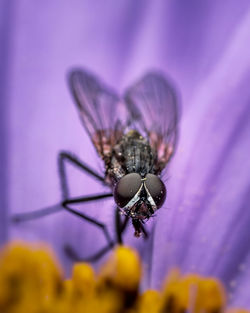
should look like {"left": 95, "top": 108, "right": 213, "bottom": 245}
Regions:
{"left": 152, "top": 11, "right": 250, "bottom": 307}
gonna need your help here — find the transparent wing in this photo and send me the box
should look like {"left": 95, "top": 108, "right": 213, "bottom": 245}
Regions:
{"left": 68, "top": 68, "right": 127, "bottom": 158}
{"left": 124, "top": 71, "right": 179, "bottom": 172}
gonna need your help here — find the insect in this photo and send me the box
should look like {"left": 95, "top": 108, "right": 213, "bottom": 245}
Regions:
{"left": 13, "top": 68, "right": 179, "bottom": 262}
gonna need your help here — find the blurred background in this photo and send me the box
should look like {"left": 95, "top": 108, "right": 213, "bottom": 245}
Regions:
{"left": 1, "top": 0, "right": 250, "bottom": 305}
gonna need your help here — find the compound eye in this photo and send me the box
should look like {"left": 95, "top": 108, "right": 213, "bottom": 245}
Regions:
{"left": 145, "top": 173, "right": 166, "bottom": 208}
{"left": 114, "top": 173, "right": 141, "bottom": 208}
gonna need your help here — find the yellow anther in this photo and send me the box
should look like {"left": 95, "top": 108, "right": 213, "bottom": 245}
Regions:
{"left": 137, "top": 289, "right": 162, "bottom": 313}
{"left": 161, "top": 269, "right": 226, "bottom": 313}
{"left": 99, "top": 245, "right": 142, "bottom": 291}
{"left": 72, "top": 263, "right": 96, "bottom": 296}
{"left": 0, "top": 241, "right": 62, "bottom": 312}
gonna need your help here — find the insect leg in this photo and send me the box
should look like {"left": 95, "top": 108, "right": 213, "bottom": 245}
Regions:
{"left": 115, "top": 207, "right": 129, "bottom": 244}
{"left": 58, "top": 151, "right": 105, "bottom": 199}
{"left": 62, "top": 202, "right": 114, "bottom": 262}
{"left": 12, "top": 204, "right": 63, "bottom": 223}
{"left": 58, "top": 152, "right": 115, "bottom": 261}
{"left": 132, "top": 219, "right": 148, "bottom": 238}
{"left": 12, "top": 193, "right": 112, "bottom": 223}
{"left": 13, "top": 151, "right": 107, "bottom": 223}
{"left": 64, "top": 243, "right": 113, "bottom": 263}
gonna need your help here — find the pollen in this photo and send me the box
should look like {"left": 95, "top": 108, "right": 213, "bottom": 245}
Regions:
{"left": 72, "top": 262, "right": 96, "bottom": 296}
{"left": 137, "top": 289, "right": 162, "bottom": 313}
{"left": 161, "top": 268, "right": 226, "bottom": 313}
{"left": 0, "top": 241, "right": 62, "bottom": 312}
{"left": 99, "top": 245, "right": 142, "bottom": 291}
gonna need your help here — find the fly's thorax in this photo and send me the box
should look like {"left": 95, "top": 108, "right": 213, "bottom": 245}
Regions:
{"left": 106, "top": 130, "right": 159, "bottom": 183}
{"left": 114, "top": 172, "right": 166, "bottom": 220}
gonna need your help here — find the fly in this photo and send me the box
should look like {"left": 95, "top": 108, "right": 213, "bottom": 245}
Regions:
{"left": 13, "top": 68, "right": 180, "bottom": 262}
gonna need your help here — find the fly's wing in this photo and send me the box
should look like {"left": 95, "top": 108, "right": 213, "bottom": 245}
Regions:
{"left": 68, "top": 69, "right": 127, "bottom": 159}
{"left": 124, "top": 72, "right": 179, "bottom": 173}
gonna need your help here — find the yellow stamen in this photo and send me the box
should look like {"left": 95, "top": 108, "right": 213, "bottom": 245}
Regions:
{"left": 72, "top": 263, "right": 95, "bottom": 296}
{"left": 137, "top": 289, "right": 162, "bottom": 313}
{"left": 161, "top": 268, "right": 226, "bottom": 313}
{"left": 0, "top": 241, "right": 62, "bottom": 312}
{"left": 99, "top": 245, "right": 142, "bottom": 291}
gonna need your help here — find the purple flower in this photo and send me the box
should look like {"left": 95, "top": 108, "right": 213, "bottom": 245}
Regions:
{"left": 1, "top": 0, "right": 250, "bottom": 308}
